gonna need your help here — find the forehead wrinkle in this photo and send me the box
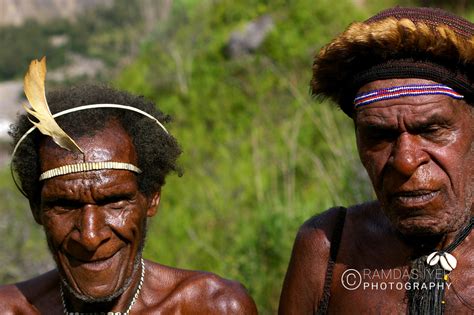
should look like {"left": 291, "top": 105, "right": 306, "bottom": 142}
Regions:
{"left": 42, "top": 177, "right": 91, "bottom": 201}
{"left": 356, "top": 98, "right": 456, "bottom": 128}
{"left": 41, "top": 171, "right": 135, "bottom": 202}
{"left": 93, "top": 175, "right": 138, "bottom": 201}
{"left": 39, "top": 119, "right": 138, "bottom": 173}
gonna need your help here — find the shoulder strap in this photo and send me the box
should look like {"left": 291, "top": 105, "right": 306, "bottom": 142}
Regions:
{"left": 315, "top": 206, "right": 347, "bottom": 315}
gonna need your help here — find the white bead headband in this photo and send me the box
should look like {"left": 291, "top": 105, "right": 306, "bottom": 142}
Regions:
{"left": 39, "top": 161, "right": 143, "bottom": 181}
{"left": 11, "top": 103, "right": 169, "bottom": 197}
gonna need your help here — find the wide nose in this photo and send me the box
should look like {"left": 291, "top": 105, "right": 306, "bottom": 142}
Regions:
{"left": 388, "top": 133, "right": 429, "bottom": 177}
{"left": 74, "top": 205, "right": 111, "bottom": 252}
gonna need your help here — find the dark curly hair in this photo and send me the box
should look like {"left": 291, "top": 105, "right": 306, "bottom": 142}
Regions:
{"left": 10, "top": 84, "right": 182, "bottom": 204}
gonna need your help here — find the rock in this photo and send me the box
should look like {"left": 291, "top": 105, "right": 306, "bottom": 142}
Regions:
{"left": 47, "top": 53, "right": 105, "bottom": 81}
{"left": 0, "top": 0, "right": 114, "bottom": 27}
{"left": 224, "top": 15, "right": 274, "bottom": 58}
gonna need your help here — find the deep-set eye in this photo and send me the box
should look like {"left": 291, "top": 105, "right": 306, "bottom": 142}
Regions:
{"left": 43, "top": 199, "right": 82, "bottom": 213}
{"left": 361, "top": 126, "right": 398, "bottom": 144}
{"left": 105, "top": 200, "right": 129, "bottom": 210}
{"left": 418, "top": 125, "right": 449, "bottom": 140}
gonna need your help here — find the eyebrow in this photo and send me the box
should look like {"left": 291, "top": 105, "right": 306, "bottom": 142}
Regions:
{"left": 41, "top": 181, "right": 137, "bottom": 201}
{"left": 94, "top": 192, "right": 136, "bottom": 204}
{"left": 42, "top": 192, "right": 136, "bottom": 207}
{"left": 357, "top": 108, "right": 453, "bottom": 127}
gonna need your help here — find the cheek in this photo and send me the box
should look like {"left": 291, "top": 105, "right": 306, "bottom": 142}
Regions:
{"left": 106, "top": 208, "right": 145, "bottom": 240}
{"left": 41, "top": 213, "right": 76, "bottom": 246}
{"left": 435, "top": 138, "right": 473, "bottom": 188}
{"left": 358, "top": 148, "right": 387, "bottom": 185}
{"left": 356, "top": 134, "right": 385, "bottom": 181}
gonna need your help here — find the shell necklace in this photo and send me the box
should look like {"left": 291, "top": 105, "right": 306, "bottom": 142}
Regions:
{"left": 60, "top": 258, "right": 145, "bottom": 315}
{"left": 407, "top": 217, "right": 473, "bottom": 315}
{"left": 425, "top": 217, "right": 473, "bottom": 272}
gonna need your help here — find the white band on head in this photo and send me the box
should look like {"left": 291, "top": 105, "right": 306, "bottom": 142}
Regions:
{"left": 11, "top": 103, "right": 168, "bottom": 196}
{"left": 12, "top": 103, "right": 169, "bottom": 159}
{"left": 39, "top": 161, "right": 142, "bottom": 181}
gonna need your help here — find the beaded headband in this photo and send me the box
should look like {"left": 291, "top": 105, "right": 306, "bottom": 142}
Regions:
{"left": 11, "top": 103, "right": 169, "bottom": 186}
{"left": 11, "top": 103, "right": 169, "bottom": 198}
{"left": 354, "top": 84, "right": 464, "bottom": 109}
{"left": 39, "top": 162, "right": 142, "bottom": 181}
{"left": 311, "top": 7, "right": 474, "bottom": 117}
{"left": 12, "top": 58, "right": 170, "bottom": 199}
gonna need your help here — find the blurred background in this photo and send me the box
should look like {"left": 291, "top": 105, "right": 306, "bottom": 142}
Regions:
{"left": 0, "top": 0, "right": 472, "bottom": 313}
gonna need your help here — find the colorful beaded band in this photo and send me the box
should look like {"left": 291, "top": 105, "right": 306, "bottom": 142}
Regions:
{"left": 354, "top": 84, "right": 464, "bottom": 109}
{"left": 39, "top": 161, "right": 142, "bottom": 181}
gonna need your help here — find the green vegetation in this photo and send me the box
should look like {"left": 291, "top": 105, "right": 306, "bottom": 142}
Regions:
{"left": 0, "top": 0, "right": 144, "bottom": 80}
{"left": 114, "top": 0, "right": 388, "bottom": 312}
{"left": 1, "top": 0, "right": 472, "bottom": 313}
{"left": 0, "top": 168, "right": 51, "bottom": 284}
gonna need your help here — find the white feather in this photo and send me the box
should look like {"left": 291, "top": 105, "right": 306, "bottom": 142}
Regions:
{"left": 23, "top": 57, "right": 83, "bottom": 153}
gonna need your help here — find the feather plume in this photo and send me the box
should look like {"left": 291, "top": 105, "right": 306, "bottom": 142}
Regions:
{"left": 23, "top": 57, "right": 83, "bottom": 153}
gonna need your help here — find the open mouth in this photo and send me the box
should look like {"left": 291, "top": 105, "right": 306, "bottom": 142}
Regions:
{"left": 66, "top": 250, "right": 121, "bottom": 271}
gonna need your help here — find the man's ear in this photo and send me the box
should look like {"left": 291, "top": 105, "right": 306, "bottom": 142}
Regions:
{"left": 146, "top": 190, "right": 161, "bottom": 217}
{"left": 29, "top": 199, "right": 43, "bottom": 225}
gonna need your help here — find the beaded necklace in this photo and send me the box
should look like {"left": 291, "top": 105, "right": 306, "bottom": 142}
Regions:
{"left": 407, "top": 217, "right": 473, "bottom": 315}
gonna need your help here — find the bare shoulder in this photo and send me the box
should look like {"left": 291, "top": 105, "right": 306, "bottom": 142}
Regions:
{"left": 145, "top": 261, "right": 257, "bottom": 314}
{"left": 180, "top": 272, "right": 258, "bottom": 314}
{"left": 0, "top": 284, "right": 40, "bottom": 314}
{"left": 0, "top": 270, "right": 59, "bottom": 314}
{"left": 292, "top": 201, "right": 381, "bottom": 271}
{"left": 279, "top": 202, "right": 377, "bottom": 314}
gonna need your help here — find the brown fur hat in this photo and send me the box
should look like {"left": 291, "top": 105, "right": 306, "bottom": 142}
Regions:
{"left": 311, "top": 7, "right": 474, "bottom": 117}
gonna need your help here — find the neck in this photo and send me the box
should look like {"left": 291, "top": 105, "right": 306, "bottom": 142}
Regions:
{"left": 397, "top": 216, "right": 473, "bottom": 257}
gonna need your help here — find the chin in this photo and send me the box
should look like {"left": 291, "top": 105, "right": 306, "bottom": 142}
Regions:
{"left": 45, "top": 241, "right": 137, "bottom": 303}
{"left": 63, "top": 252, "right": 139, "bottom": 302}
{"left": 395, "top": 219, "right": 445, "bottom": 237}
{"left": 61, "top": 277, "right": 127, "bottom": 303}
{"left": 390, "top": 211, "right": 470, "bottom": 238}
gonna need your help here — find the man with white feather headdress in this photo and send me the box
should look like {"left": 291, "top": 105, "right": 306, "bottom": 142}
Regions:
{"left": 0, "top": 57, "right": 257, "bottom": 314}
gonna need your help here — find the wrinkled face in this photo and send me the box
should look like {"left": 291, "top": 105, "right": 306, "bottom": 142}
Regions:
{"left": 35, "top": 120, "right": 159, "bottom": 301}
{"left": 355, "top": 78, "right": 473, "bottom": 236}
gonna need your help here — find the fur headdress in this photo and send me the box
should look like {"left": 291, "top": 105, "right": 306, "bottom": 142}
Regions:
{"left": 311, "top": 7, "right": 474, "bottom": 117}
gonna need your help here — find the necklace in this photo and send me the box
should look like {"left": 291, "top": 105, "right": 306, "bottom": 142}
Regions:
{"left": 426, "top": 217, "right": 473, "bottom": 272}
{"left": 60, "top": 258, "right": 145, "bottom": 315}
{"left": 407, "top": 217, "right": 473, "bottom": 315}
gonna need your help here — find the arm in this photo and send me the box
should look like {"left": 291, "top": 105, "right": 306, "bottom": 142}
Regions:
{"left": 210, "top": 277, "right": 258, "bottom": 315}
{"left": 279, "top": 207, "right": 344, "bottom": 315}
{"left": 166, "top": 273, "right": 258, "bottom": 315}
{"left": 0, "top": 284, "right": 41, "bottom": 315}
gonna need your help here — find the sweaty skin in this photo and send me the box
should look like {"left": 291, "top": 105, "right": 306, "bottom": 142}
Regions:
{"left": 0, "top": 120, "right": 257, "bottom": 314}
{"left": 279, "top": 78, "right": 473, "bottom": 314}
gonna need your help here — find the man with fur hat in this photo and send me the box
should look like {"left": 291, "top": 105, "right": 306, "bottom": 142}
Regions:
{"left": 279, "top": 7, "right": 473, "bottom": 314}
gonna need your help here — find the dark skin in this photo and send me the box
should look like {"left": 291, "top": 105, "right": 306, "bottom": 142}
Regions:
{"left": 279, "top": 78, "right": 473, "bottom": 314}
{"left": 0, "top": 120, "right": 257, "bottom": 314}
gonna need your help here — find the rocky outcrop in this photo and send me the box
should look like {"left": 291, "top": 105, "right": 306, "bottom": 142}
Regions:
{"left": 0, "top": 0, "right": 114, "bottom": 26}
{"left": 224, "top": 15, "right": 274, "bottom": 58}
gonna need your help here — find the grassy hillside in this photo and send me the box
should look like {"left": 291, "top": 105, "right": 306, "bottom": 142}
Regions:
{"left": 2, "top": 0, "right": 472, "bottom": 313}
{"left": 114, "top": 0, "right": 392, "bottom": 312}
